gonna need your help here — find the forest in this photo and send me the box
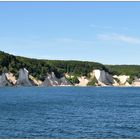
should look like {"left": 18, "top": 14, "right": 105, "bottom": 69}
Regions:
{"left": 0, "top": 51, "right": 140, "bottom": 81}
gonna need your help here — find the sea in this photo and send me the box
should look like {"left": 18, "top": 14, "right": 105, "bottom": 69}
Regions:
{"left": 0, "top": 86, "right": 140, "bottom": 138}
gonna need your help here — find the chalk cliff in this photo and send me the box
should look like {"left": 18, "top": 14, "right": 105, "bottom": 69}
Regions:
{"left": 5, "top": 72, "right": 17, "bottom": 85}
{"left": 29, "top": 75, "right": 42, "bottom": 86}
{"left": 1, "top": 50, "right": 140, "bottom": 87}
{"left": 91, "top": 69, "right": 114, "bottom": 86}
{"left": 76, "top": 76, "right": 89, "bottom": 86}
{"left": 16, "top": 68, "right": 32, "bottom": 86}
{"left": 0, "top": 67, "right": 140, "bottom": 87}
{"left": 60, "top": 77, "right": 72, "bottom": 86}
{"left": 113, "top": 75, "right": 130, "bottom": 86}
{"left": 42, "top": 72, "right": 72, "bottom": 86}
{"left": 42, "top": 72, "right": 59, "bottom": 86}
{"left": 0, "top": 73, "right": 11, "bottom": 87}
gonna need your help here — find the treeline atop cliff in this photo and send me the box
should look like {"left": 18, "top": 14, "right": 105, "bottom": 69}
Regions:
{"left": 0, "top": 51, "right": 106, "bottom": 80}
{"left": 106, "top": 65, "right": 140, "bottom": 78}
{"left": 1, "top": 50, "right": 140, "bottom": 79}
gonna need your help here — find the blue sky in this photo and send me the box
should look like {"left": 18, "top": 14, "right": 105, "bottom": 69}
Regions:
{"left": 0, "top": 2, "right": 140, "bottom": 64}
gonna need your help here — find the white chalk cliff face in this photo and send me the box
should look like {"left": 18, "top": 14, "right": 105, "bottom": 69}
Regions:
{"left": 0, "top": 67, "right": 140, "bottom": 87}
{"left": 42, "top": 72, "right": 71, "bottom": 86}
{"left": 92, "top": 69, "right": 114, "bottom": 86}
{"left": 42, "top": 72, "right": 59, "bottom": 86}
{"left": 5, "top": 72, "right": 17, "bottom": 85}
{"left": 76, "top": 76, "right": 89, "bottom": 86}
{"left": 0, "top": 73, "right": 11, "bottom": 87}
{"left": 16, "top": 68, "right": 32, "bottom": 86}
{"left": 113, "top": 75, "right": 130, "bottom": 85}
{"left": 29, "top": 75, "right": 42, "bottom": 86}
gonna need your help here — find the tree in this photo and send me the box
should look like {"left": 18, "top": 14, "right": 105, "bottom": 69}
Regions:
{"left": 67, "top": 76, "right": 80, "bottom": 84}
{"left": 2, "top": 66, "right": 8, "bottom": 73}
{"left": 87, "top": 77, "right": 98, "bottom": 86}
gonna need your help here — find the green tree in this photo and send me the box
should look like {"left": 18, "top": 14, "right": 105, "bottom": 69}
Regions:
{"left": 67, "top": 76, "right": 79, "bottom": 84}
{"left": 87, "top": 77, "right": 98, "bottom": 86}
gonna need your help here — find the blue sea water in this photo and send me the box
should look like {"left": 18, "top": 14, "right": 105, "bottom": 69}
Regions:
{"left": 0, "top": 87, "right": 140, "bottom": 138}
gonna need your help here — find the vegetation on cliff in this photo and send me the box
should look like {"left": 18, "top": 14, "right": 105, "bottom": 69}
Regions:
{"left": 1, "top": 50, "right": 140, "bottom": 81}
{"left": 66, "top": 76, "right": 80, "bottom": 84}
{"left": 0, "top": 51, "right": 106, "bottom": 80}
{"left": 106, "top": 65, "right": 140, "bottom": 79}
{"left": 87, "top": 77, "right": 98, "bottom": 86}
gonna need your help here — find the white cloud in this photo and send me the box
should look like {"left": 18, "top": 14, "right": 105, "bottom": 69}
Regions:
{"left": 97, "top": 33, "right": 140, "bottom": 44}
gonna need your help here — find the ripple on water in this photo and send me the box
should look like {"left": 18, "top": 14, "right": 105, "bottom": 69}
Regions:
{"left": 0, "top": 87, "right": 140, "bottom": 138}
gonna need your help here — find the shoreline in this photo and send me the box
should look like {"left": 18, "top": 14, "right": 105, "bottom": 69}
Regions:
{"left": 1, "top": 85, "right": 140, "bottom": 88}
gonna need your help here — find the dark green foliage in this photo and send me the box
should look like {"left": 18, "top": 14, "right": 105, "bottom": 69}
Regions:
{"left": 67, "top": 76, "right": 80, "bottom": 84}
{"left": 87, "top": 77, "right": 98, "bottom": 86}
{"left": 46, "top": 60, "right": 106, "bottom": 76}
{"left": 106, "top": 65, "right": 140, "bottom": 77}
{"left": 114, "top": 77, "right": 120, "bottom": 84}
{"left": 1, "top": 50, "right": 140, "bottom": 81}
{"left": 0, "top": 51, "right": 106, "bottom": 80}
{"left": 2, "top": 66, "right": 8, "bottom": 73}
{"left": 127, "top": 76, "right": 135, "bottom": 84}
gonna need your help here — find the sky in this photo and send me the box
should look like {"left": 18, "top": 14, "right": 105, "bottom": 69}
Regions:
{"left": 0, "top": 2, "right": 140, "bottom": 64}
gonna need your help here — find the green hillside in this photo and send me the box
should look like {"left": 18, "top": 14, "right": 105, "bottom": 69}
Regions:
{"left": 0, "top": 51, "right": 106, "bottom": 80}
{"left": 106, "top": 65, "right": 140, "bottom": 78}
{"left": 1, "top": 50, "right": 140, "bottom": 80}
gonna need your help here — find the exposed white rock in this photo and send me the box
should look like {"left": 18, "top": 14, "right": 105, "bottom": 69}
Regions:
{"left": 132, "top": 82, "right": 140, "bottom": 86}
{"left": 75, "top": 69, "right": 116, "bottom": 86}
{"left": 113, "top": 75, "right": 130, "bottom": 85}
{"left": 42, "top": 72, "right": 72, "bottom": 86}
{"left": 124, "top": 82, "right": 131, "bottom": 86}
{"left": 16, "top": 68, "right": 32, "bottom": 86}
{"left": 76, "top": 76, "right": 89, "bottom": 86}
{"left": 132, "top": 78, "right": 140, "bottom": 86}
{"left": 92, "top": 69, "right": 114, "bottom": 85}
{"left": 29, "top": 75, "right": 42, "bottom": 86}
{"left": 60, "top": 77, "right": 72, "bottom": 86}
{"left": 5, "top": 72, "right": 17, "bottom": 85}
{"left": 65, "top": 73, "right": 74, "bottom": 78}
{"left": 0, "top": 73, "right": 11, "bottom": 87}
{"left": 65, "top": 73, "right": 70, "bottom": 78}
{"left": 112, "top": 78, "right": 119, "bottom": 86}
{"left": 42, "top": 72, "right": 60, "bottom": 86}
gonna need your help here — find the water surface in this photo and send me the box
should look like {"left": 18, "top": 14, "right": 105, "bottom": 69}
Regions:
{"left": 0, "top": 87, "right": 140, "bottom": 138}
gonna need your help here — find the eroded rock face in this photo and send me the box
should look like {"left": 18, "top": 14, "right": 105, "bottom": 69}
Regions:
{"left": 76, "top": 76, "right": 89, "bottom": 86}
{"left": 29, "top": 75, "right": 42, "bottom": 86}
{"left": 60, "top": 77, "right": 72, "bottom": 86}
{"left": 93, "top": 69, "right": 114, "bottom": 85}
{"left": 16, "top": 68, "right": 32, "bottom": 86}
{"left": 113, "top": 75, "right": 130, "bottom": 85}
{"left": 5, "top": 72, "right": 17, "bottom": 85}
{"left": 42, "top": 72, "right": 60, "bottom": 86}
{"left": 42, "top": 72, "right": 72, "bottom": 86}
{"left": 0, "top": 73, "right": 11, "bottom": 87}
